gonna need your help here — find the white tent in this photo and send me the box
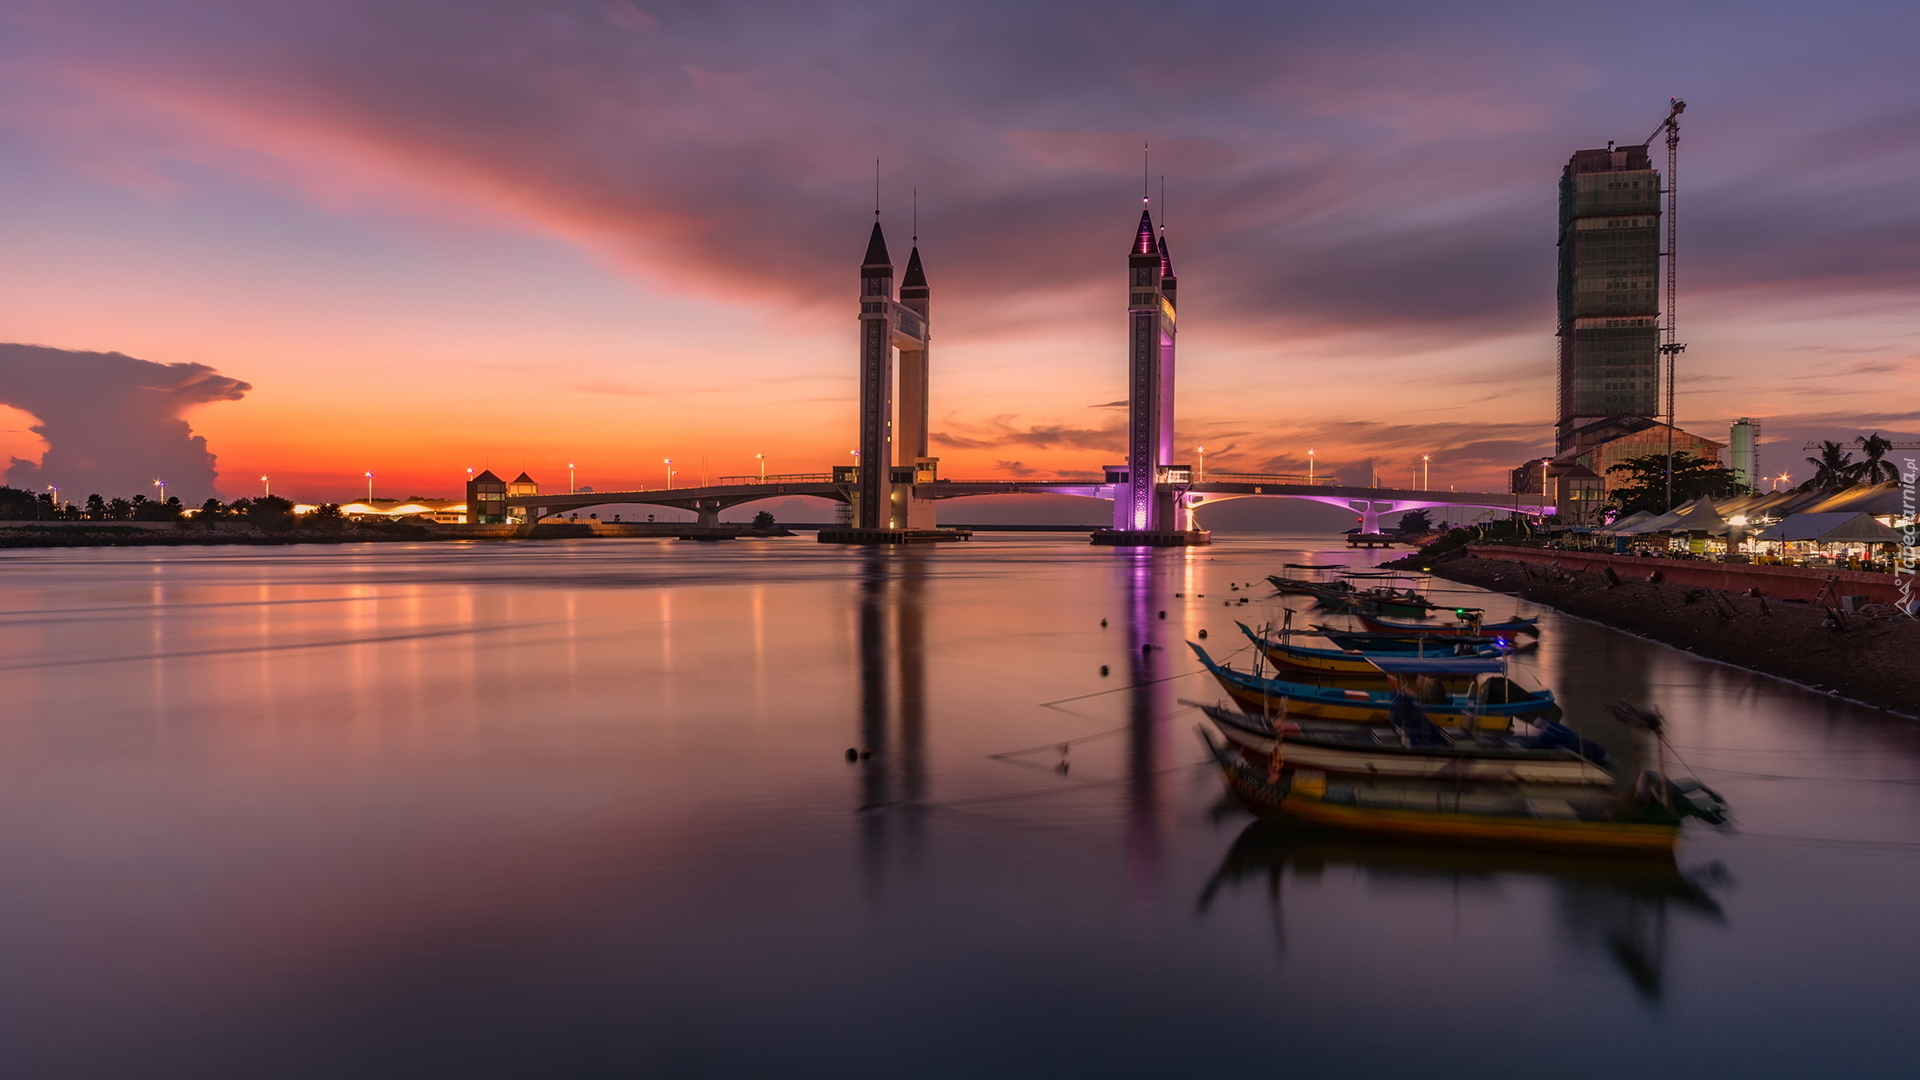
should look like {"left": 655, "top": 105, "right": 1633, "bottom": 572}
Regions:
{"left": 1613, "top": 500, "right": 1730, "bottom": 536}
{"left": 1601, "top": 510, "right": 1656, "bottom": 535}
{"left": 1752, "top": 512, "right": 1901, "bottom": 544}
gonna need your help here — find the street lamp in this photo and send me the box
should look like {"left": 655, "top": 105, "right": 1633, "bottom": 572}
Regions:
{"left": 756, "top": 453, "right": 766, "bottom": 482}
{"left": 153, "top": 478, "right": 166, "bottom": 503}
{"left": 1196, "top": 446, "right": 1205, "bottom": 483}
{"left": 1308, "top": 448, "right": 1315, "bottom": 485}
{"left": 568, "top": 462, "right": 576, "bottom": 494}
{"left": 1422, "top": 455, "right": 1430, "bottom": 490}
{"left": 664, "top": 459, "right": 674, "bottom": 489}
{"left": 261, "top": 476, "right": 271, "bottom": 498}
{"left": 365, "top": 471, "right": 374, "bottom": 500}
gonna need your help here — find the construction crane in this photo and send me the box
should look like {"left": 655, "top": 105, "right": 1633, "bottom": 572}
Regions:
{"left": 1646, "top": 98, "right": 1687, "bottom": 509}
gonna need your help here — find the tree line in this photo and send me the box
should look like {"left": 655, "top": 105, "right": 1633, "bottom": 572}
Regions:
{"left": 1601, "top": 432, "right": 1900, "bottom": 517}
{"left": 0, "top": 489, "right": 347, "bottom": 527}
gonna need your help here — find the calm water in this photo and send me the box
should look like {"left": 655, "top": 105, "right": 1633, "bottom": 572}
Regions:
{"left": 2, "top": 536, "right": 1918, "bottom": 1078}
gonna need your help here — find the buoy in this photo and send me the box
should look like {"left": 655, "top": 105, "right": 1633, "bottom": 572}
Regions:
{"left": 1100, "top": 618, "right": 1108, "bottom": 628}
{"left": 1175, "top": 592, "right": 1184, "bottom": 598}
{"left": 1100, "top": 665, "right": 1110, "bottom": 676}
{"left": 845, "top": 748, "right": 859, "bottom": 762}
{"left": 1141, "top": 642, "right": 1152, "bottom": 655}
{"left": 1158, "top": 610, "right": 1166, "bottom": 619}
{"left": 1198, "top": 629, "right": 1209, "bottom": 639}
{"left": 859, "top": 749, "right": 872, "bottom": 759}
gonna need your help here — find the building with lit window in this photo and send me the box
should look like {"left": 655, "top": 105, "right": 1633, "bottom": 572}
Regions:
{"left": 1556, "top": 143, "right": 1661, "bottom": 451}
{"left": 467, "top": 470, "right": 508, "bottom": 524}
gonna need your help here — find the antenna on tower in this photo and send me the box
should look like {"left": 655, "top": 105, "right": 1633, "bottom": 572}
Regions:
{"left": 1143, "top": 143, "right": 1150, "bottom": 206}
{"left": 1159, "top": 176, "right": 1166, "bottom": 232}
{"left": 874, "top": 159, "right": 881, "bottom": 219}
{"left": 912, "top": 188, "right": 918, "bottom": 243}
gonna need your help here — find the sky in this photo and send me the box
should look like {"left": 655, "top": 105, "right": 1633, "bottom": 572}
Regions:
{"left": 0, "top": 0, "right": 1915, "bottom": 504}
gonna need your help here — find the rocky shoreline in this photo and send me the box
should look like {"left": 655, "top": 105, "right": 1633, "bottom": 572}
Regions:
{"left": 1403, "top": 549, "right": 1918, "bottom": 718}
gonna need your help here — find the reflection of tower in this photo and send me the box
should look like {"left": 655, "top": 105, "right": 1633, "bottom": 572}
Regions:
{"left": 894, "top": 551, "right": 928, "bottom": 854}
{"left": 1120, "top": 551, "right": 1167, "bottom": 913}
{"left": 1115, "top": 209, "right": 1178, "bottom": 533}
{"left": 857, "top": 553, "right": 891, "bottom": 846}
{"left": 852, "top": 222, "right": 936, "bottom": 531}
{"left": 854, "top": 551, "right": 929, "bottom": 886}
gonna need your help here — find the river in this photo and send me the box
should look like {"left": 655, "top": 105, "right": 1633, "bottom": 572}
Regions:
{"left": 1, "top": 536, "right": 1915, "bottom": 1077}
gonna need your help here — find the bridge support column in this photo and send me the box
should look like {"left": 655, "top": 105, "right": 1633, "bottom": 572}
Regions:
{"left": 694, "top": 500, "right": 721, "bottom": 529}
{"left": 1351, "top": 501, "right": 1384, "bottom": 536}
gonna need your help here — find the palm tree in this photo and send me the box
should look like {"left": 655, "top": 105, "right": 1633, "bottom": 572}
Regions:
{"left": 1850, "top": 432, "right": 1899, "bottom": 485}
{"left": 1800, "top": 440, "right": 1856, "bottom": 491}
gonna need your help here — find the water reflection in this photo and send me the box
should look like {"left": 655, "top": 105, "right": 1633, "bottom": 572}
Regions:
{"left": 1197, "top": 820, "right": 1727, "bottom": 1001}
{"left": 854, "top": 551, "right": 929, "bottom": 884}
{"left": 1122, "top": 550, "right": 1170, "bottom": 914}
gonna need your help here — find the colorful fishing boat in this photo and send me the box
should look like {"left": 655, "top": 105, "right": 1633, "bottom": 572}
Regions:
{"left": 1237, "top": 622, "right": 1502, "bottom": 684}
{"left": 1267, "top": 574, "right": 1353, "bottom": 597}
{"left": 1197, "top": 729, "right": 1714, "bottom": 854}
{"left": 1358, "top": 610, "right": 1540, "bottom": 636}
{"left": 1188, "top": 643, "right": 1559, "bottom": 728}
{"left": 1193, "top": 701, "right": 1614, "bottom": 785}
{"left": 1311, "top": 626, "right": 1527, "bottom": 653}
{"left": 1350, "top": 586, "right": 1441, "bottom": 616}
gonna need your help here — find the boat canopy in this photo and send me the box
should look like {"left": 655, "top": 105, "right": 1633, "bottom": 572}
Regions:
{"left": 1364, "top": 656, "right": 1508, "bottom": 675}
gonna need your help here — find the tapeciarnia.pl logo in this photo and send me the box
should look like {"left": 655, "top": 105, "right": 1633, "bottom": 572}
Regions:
{"left": 1900, "top": 457, "right": 1917, "bottom": 617}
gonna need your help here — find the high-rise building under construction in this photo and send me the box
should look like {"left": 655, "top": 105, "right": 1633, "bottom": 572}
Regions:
{"left": 1556, "top": 143, "right": 1661, "bottom": 451}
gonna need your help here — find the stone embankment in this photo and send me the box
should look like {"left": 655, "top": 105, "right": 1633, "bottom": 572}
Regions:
{"left": 1408, "top": 547, "right": 1918, "bottom": 718}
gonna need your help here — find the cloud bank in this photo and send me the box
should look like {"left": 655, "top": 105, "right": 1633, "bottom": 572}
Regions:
{"left": 0, "top": 344, "right": 251, "bottom": 502}
{"left": 6, "top": 0, "right": 1916, "bottom": 344}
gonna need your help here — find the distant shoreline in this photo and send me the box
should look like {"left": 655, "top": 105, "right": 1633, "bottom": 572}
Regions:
{"left": 0, "top": 523, "right": 434, "bottom": 548}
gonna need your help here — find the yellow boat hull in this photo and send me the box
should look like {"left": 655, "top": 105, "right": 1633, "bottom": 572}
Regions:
{"left": 1216, "top": 677, "right": 1510, "bottom": 731}
{"left": 1211, "top": 750, "right": 1678, "bottom": 855}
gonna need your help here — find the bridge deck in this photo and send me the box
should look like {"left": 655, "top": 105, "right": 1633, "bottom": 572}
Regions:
{"left": 503, "top": 477, "right": 1551, "bottom": 518}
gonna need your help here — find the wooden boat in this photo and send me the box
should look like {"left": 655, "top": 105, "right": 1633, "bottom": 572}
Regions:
{"left": 1358, "top": 610, "right": 1540, "bottom": 636}
{"left": 1311, "top": 626, "right": 1527, "bottom": 653}
{"left": 1193, "top": 701, "right": 1614, "bottom": 785}
{"left": 1237, "top": 622, "right": 1501, "bottom": 685}
{"left": 1197, "top": 729, "right": 1701, "bottom": 854}
{"left": 1267, "top": 574, "right": 1352, "bottom": 597}
{"left": 1187, "top": 642, "right": 1559, "bottom": 729}
{"left": 1351, "top": 586, "right": 1439, "bottom": 616}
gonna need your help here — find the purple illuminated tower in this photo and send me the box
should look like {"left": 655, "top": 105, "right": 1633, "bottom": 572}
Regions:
{"left": 1114, "top": 208, "right": 1178, "bottom": 532}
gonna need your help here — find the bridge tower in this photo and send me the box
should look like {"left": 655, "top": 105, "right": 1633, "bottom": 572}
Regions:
{"left": 848, "top": 219, "right": 937, "bottom": 533}
{"left": 1111, "top": 207, "right": 1183, "bottom": 535}
{"left": 897, "top": 243, "right": 937, "bottom": 528}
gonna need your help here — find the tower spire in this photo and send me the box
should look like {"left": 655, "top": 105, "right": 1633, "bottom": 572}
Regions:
{"left": 1132, "top": 208, "right": 1157, "bottom": 255}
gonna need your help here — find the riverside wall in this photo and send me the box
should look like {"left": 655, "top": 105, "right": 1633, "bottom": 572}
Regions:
{"left": 1464, "top": 544, "right": 1904, "bottom": 606}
